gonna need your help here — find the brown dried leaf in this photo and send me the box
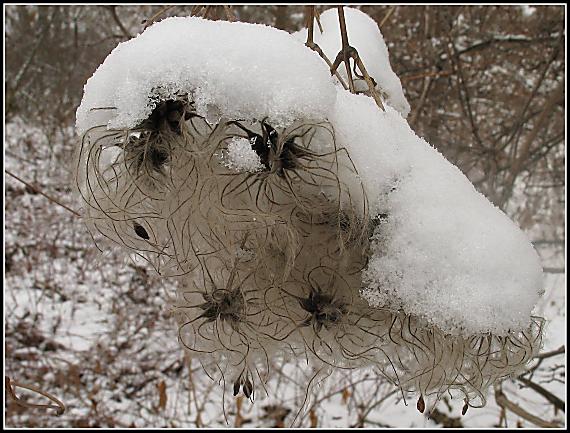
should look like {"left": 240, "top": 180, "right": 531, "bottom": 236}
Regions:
{"left": 309, "top": 409, "right": 318, "bottom": 427}
{"left": 417, "top": 395, "right": 425, "bottom": 413}
{"left": 156, "top": 380, "right": 167, "bottom": 411}
{"left": 341, "top": 387, "right": 351, "bottom": 405}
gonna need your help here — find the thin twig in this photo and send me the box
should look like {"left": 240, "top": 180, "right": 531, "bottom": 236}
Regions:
{"left": 142, "top": 5, "right": 175, "bottom": 30}
{"left": 328, "top": 7, "right": 384, "bottom": 109}
{"left": 6, "top": 376, "right": 65, "bottom": 416}
{"left": 517, "top": 377, "right": 565, "bottom": 412}
{"left": 379, "top": 6, "right": 397, "bottom": 28}
{"left": 542, "top": 267, "right": 565, "bottom": 274}
{"left": 401, "top": 69, "right": 452, "bottom": 82}
{"left": 494, "top": 385, "right": 562, "bottom": 428}
{"left": 499, "top": 77, "right": 565, "bottom": 206}
{"left": 5, "top": 170, "right": 81, "bottom": 217}
{"left": 7, "top": 8, "right": 55, "bottom": 112}
{"left": 201, "top": 6, "right": 212, "bottom": 19}
{"left": 353, "top": 55, "right": 385, "bottom": 110}
{"left": 534, "top": 346, "right": 565, "bottom": 359}
{"left": 304, "top": 6, "right": 348, "bottom": 90}
{"left": 190, "top": 5, "right": 202, "bottom": 16}
{"left": 336, "top": 7, "right": 355, "bottom": 93}
{"left": 108, "top": 6, "right": 132, "bottom": 39}
{"left": 314, "top": 7, "right": 323, "bottom": 33}
{"left": 409, "top": 76, "right": 432, "bottom": 125}
{"left": 305, "top": 6, "right": 314, "bottom": 44}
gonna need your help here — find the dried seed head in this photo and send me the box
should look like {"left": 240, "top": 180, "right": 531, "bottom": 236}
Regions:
{"left": 197, "top": 289, "right": 246, "bottom": 325}
{"left": 299, "top": 288, "right": 347, "bottom": 332}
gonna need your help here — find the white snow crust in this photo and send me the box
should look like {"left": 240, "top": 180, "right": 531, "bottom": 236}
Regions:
{"left": 329, "top": 90, "right": 543, "bottom": 335}
{"left": 76, "top": 16, "right": 336, "bottom": 135}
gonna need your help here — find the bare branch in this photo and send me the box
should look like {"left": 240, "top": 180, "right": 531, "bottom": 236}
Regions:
{"left": 336, "top": 6, "right": 356, "bottom": 93}
{"left": 534, "top": 346, "right": 565, "bottom": 360}
{"left": 401, "top": 69, "right": 452, "bottom": 82}
{"left": 223, "top": 6, "right": 236, "bottom": 22}
{"left": 304, "top": 6, "right": 348, "bottom": 90}
{"left": 5, "top": 170, "right": 81, "bottom": 217}
{"left": 107, "top": 6, "right": 132, "bottom": 39}
{"left": 494, "top": 385, "right": 562, "bottom": 428}
{"left": 499, "top": 78, "right": 565, "bottom": 206}
{"left": 517, "top": 377, "right": 565, "bottom": 412}
{"left": 379, "top": 6, "right": 397, "bottom": 28}
{"left": 6, "top": 376, "right": 66, "bottom": 416}
{"left": 409, "top": 76, "right": 432, "bottom": 125}
{"left": 329, "top": 7, "right": 384, "bottom": 109}
{"left": 542, "top": 267, "right": 565, "bottom": 274}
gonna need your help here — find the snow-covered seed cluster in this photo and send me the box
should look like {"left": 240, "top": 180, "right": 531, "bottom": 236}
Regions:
{"left": 76, "top": 96, "right": 543, "bottom": 408}
{"left": 74, "top": 13, "right": 544, "bottom": 414}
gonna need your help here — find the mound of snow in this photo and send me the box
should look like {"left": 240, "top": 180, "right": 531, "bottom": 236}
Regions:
{"left": 330, "top": 89, "right": 543, "bottom": 335}
{"left": 76, "top": 16, "right": 336, "bottom": 135}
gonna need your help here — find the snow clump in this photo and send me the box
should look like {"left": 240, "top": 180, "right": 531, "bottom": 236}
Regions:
{"left": 221, "top": 137, "right": 265, "bottom": 173}
{"left": 76, "top": 16, "right": 336, "bottom": 134}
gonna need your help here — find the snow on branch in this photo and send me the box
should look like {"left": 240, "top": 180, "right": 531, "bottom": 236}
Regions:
{"left": 74, "top": 9, "right": 545, "bottom": 415}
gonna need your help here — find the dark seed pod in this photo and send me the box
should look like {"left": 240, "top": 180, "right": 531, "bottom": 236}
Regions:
{"left": 233, "top": 378, "right": 241, "bottom": 397}
{"left": 133, "top": 222, "right": 150, "bottom": 240}
{"left": 462, "top": 402, "right": 468, "bottom": 416}
{"left": 243, "top": 378, "right": 253, "bottom": 399}
{"left": 417, "top": 395, "right": 425, "bottom": 413}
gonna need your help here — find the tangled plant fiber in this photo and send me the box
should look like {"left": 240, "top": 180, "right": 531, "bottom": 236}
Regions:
{"left": 75, "top": 91, "right": 543, "bottom": 417}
